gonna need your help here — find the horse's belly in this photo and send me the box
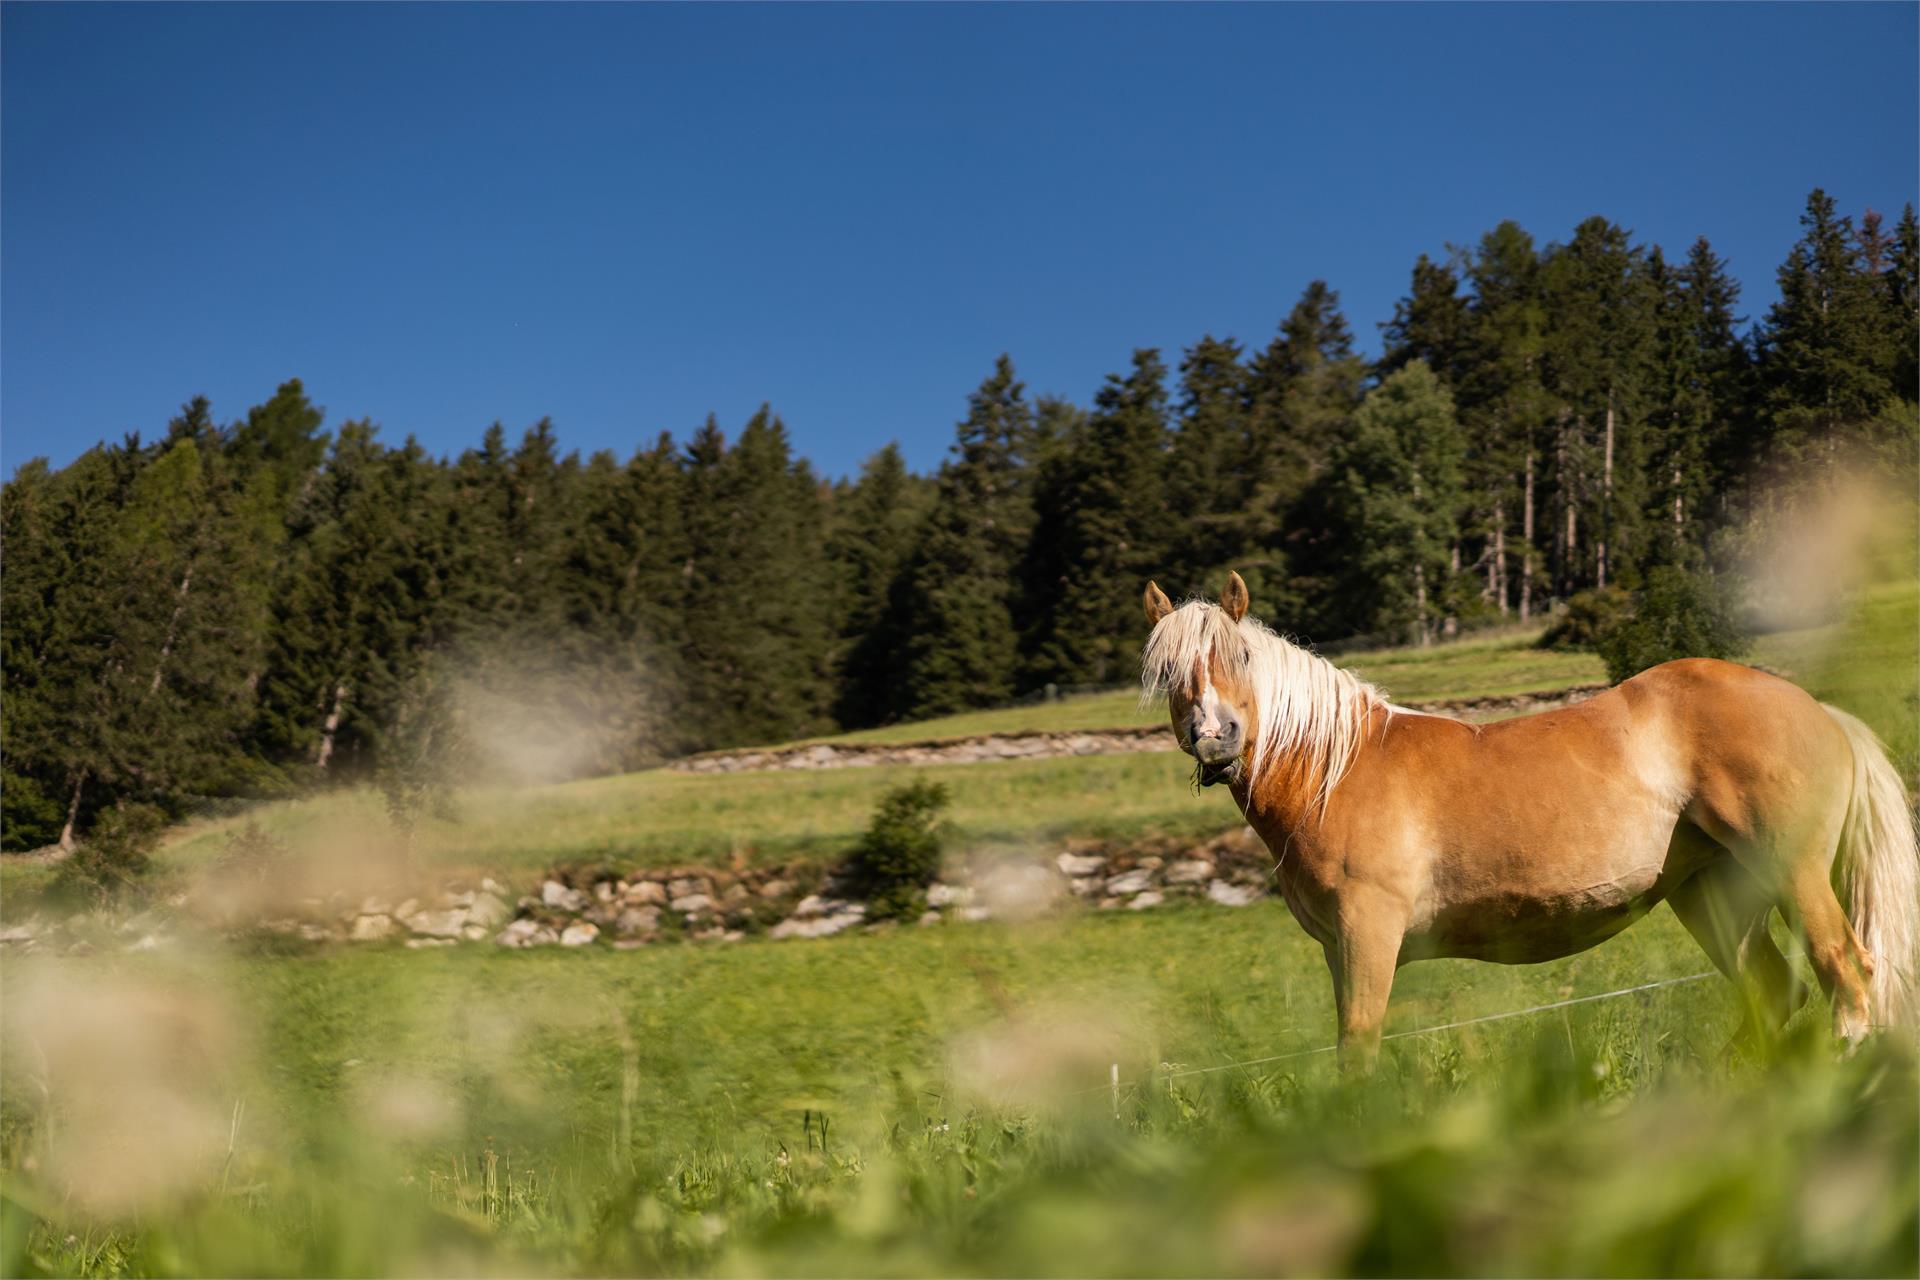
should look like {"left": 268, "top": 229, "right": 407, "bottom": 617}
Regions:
{"left": 1412, "top": 856, "right": 1673, "bottom": 964}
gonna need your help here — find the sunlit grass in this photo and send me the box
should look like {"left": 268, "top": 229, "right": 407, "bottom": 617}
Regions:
{"left": 154, "top": 749, "right": 1228, "bottom": 882}
{"left": 775, "top": 625, "right": 1604, "bottom": 747}
{"left": 4, "top": 903, "right": 1913, "bottom": 1277}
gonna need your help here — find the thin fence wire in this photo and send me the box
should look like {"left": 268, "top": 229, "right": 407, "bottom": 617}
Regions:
{"left": 1086, "top": 970, "right": 1720, "bottom": 1096}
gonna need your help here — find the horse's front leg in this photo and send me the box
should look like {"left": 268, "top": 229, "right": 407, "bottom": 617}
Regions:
{"left": 1323, "top": 890, "right": 1408, "bottom": 1074}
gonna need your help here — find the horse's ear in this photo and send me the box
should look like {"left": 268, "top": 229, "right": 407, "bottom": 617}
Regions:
{"left": 1220, "top": 571, "right": 1249, "bottom": 622}
{"left": 1144, "top": 581, "right": 1174, "bottom": 626}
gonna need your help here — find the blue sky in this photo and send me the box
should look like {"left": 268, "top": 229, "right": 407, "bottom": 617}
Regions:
{"left": 4, "top": 2, "right": 1915, "bottom": 480}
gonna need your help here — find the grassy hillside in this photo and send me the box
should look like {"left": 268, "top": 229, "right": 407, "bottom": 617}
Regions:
{"left": 771, "top": 625, "right": 1605, "bottom": 747}
{"left": 160, "top": 749, "right": 1227, "bottom": 877}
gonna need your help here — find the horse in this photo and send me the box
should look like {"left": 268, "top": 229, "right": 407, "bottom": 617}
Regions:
{"left": 1140, "top": 572, "right": 1917, "bottom": 1068}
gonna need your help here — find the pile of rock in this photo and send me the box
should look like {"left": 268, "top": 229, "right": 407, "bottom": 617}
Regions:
{"left": 0, "top": 828, "right": 1282, "bottom": 957}
{"left": 493, "top": 865, "right": 820, "bottom": 949}
{"left": 339, "top": 881, "right": 514, "bottom": 948}
{"left": 1053, "top": 827, "right": 1270, "bottom": 912}
{"left": 671, "top": 727, "right": 1169, "bottom": 774}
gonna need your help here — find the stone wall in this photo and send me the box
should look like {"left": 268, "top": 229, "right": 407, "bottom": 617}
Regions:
{"left": 0, "top": 828, "right": 1282, "bottom": 956}
{"left": 670, "top": 685, "right": 1606, "bottom": 775}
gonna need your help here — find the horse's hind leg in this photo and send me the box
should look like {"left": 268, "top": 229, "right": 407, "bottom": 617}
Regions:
{"left": 1781, "top": 857, "right": 1874, "bottom": 1044}
{"left": 1695, "top": 792, "right": 1872, "bottom": 1045}
{"left": 1668, "top": 858, "right": 1805, "bottom": 1042}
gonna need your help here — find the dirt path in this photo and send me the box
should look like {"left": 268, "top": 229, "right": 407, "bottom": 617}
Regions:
{"left": 670, "top": 684, "right": 1608, "bottom": 775}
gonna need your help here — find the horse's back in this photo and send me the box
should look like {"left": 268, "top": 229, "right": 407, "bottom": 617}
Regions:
{"left": 1355, "top": 658, "right": 1850, "bottom": 957}
{"left": 1620, "top": 658, "right": 1853, "bottom": 849}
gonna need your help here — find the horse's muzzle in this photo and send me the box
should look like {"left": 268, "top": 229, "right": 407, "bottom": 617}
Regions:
{"left": 1196, "top": 756, "right": 1244, "bottom": 788}
{"left": 1191, "top": 735, "right": 1243, "bottom": 787}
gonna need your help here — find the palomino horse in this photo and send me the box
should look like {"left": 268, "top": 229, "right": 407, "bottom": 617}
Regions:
{"left": 1141, "top": 572, "right": 1917, "bottom": 1067}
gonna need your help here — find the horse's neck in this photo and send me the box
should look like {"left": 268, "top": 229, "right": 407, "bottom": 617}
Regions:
{"left": 1235, "top": 702, "right": 1391, "bottom": 848}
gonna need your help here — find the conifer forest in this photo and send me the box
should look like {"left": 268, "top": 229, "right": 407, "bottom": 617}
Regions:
{"left": 5, "top": 190, "right": 1916, "bottom": 851}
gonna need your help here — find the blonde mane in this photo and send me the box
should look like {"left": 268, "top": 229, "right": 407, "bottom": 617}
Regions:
{"left": 1140, "top": 601, "right": 1385, "bottom": 813}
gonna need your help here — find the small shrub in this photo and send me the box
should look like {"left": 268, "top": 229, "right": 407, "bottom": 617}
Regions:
{"left": 48, "top": 802, "right": 166, "bottom": 908}
{"left": 844, "top": 781, "right": 951, "bottom": 919}
{"left": 1596, "top": 566, "right": 1750, "bottom": 684}
{"left": 1537, "top": 586, "right": 1631, "bottom": 650}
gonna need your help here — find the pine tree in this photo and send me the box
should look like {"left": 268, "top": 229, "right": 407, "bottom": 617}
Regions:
{"left": 829, "top": 443, "right": 931, "bottom": 727}
{"left": 894, "top": 356, "right": 1033, "bottom": 718}
{"left": 7, "top": 421, "right": 282, "bottom": 845}
{"left": 1162, "top": 335, "right": 1251, "bottom": 599}
{"left": 1758, "top": 189, "right": 1900, "bottom": 462}
{"left": 1540, "top": 217, "right": 1659, "bottom": 592}
{"left": 1882, "top": 204, "right": 1918, "bottom": 405}
{"left": 1644, "top": 237, "right": 1753, "bottom": 547}
{"left": 1380, "top": 253, "right": 1475, "bottom": 386}
{"left": 677, "top": 408, "right": 835, "bottom": 747}
{"left": 1326, "top": 363, "right": 1467, "bottom": 641}
{"left": 1021, "top": 349, "right": 1171, "bottom": 685}
{"left": 1245, "top": 282, "right": 1367, "bottom": 625}
{"left": 228, "top": 378, "right": 329, "bottom": 500}
{"left": 255, "top": 422, "right": 447, "bottom": 778}
{"left": 1461, "top": 223, "right": 1552, "bottom": 618}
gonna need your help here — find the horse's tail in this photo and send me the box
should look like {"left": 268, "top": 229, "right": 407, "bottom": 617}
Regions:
{"left": 1825, "top": 705, "right": 1920, "bottom": 1029}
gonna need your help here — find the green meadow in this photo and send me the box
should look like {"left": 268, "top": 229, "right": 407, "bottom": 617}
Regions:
{"left": 2, "top": 576, "right": 1914, "bottom": 1277}
{"left": 3, "top": 902, "right": 1914, "bottom": 1277}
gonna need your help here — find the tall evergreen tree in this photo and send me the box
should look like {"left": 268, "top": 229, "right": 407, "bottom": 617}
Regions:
{"left": 1021, "top": 349, "right": 1171, "bottom": 685}
{"left": 1326, "top": 363, "right": 1467, "bottom": 642}
{"left": 1380, "top": 253, "right": 1475, "bottom": 386}
{"left": 5, "top": 423, "right": 282, "bottom": 846}
{"left": 894, "top": 356, "right": 1034, "bottom": 718}
{"left": 1758, "top": 189, "right": 1901, "bottom": 462}
{"left": 1245, "top": 282, "right": 1367, "bottom": 625}
{"left": 1462, "top": 222, "right": 1553, "bottom": 618}
{"left": 1540, "top": 217, "right": 1659, "bottom": 591}
{"left": 676, "top": 408, "right": 836, "bottom": 747}
{"left": 228, "top": 378, "right": 329, "bottom": 500}
{"left": 1880, "top": 204, "right": 1919, "bottom": 406}
{"left": 829, "top": 442, "right": 931, "bottom": 727}
{"left": 253, "top": 420, "right": 432, "bottom": 777}
{"left": 1162, "top": 335, "right": 1252, "bottom": 599}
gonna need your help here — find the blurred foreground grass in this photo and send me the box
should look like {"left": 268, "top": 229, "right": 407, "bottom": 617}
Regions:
{"left": 3, "top": 903, "right": 1914, "bottom": 1277}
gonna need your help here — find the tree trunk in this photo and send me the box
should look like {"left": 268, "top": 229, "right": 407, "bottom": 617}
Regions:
{"left": 147, "top": 563, "right": 195, "bottom": 695}
{"left": 1672, "top": 465, "right": 1684, "bottom": 527}
{"left": 1444, "top": 541, "right": 1460, "bottom": 638}
{"left": 1520, "top": 454, "right": 1535, "bottom": 622}
{"left": 1487, "top": 503, "right": 1504, "bottom": 611}
{"left": 59, "top": 771, "right": 87, "bottom": 851}
{"left": 1598, "top": 392, "right": 1615, "bottom": 589}
{"left": 1414, "top": 563, "right": 1430, "bottom": 647}
{"left": 1564, "top": 498, "right": 1578, "bottom": 596}
{"left": 315, "top": 680, "right": 349, "bottom": 771}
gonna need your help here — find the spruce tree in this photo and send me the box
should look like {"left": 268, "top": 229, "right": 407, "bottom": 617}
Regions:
{"left": 1889, "top": 205, "right": 1920, "bottom": 403}
{"left": 1021, "top": 348, "right": 1172, "bottom": 685}
{"left": 1462, "top": 222, "right": 1553, "bottom": 619}
{"left": 1162, "top": 335, "right": 1252, "bottom": 600}
{"left": 677, "top": 408, "right": 835, "bottom": 747}
{"left": 829, "top": 443, "right": 931, "bottom": 727}
{"left": 255, "top": 422, "right": 448, "bottom": 779}
{"left": 1758, "top": 189, "right": 1900, "bottom": 462}
{"left": 1326, "top": 363, "right": 1467, "bottom": 642}
{"left": 1245, "top": 282, "right": 1367, "bottom": 625}
{"left": 894, "top": 356, "right": 1033, "bottom": 718}
{"left": 1540, "top": 217, "right": 1658, "bottom": 592}
{"left": 1380, "top": 253, "right": 1475, "bottom": 386}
